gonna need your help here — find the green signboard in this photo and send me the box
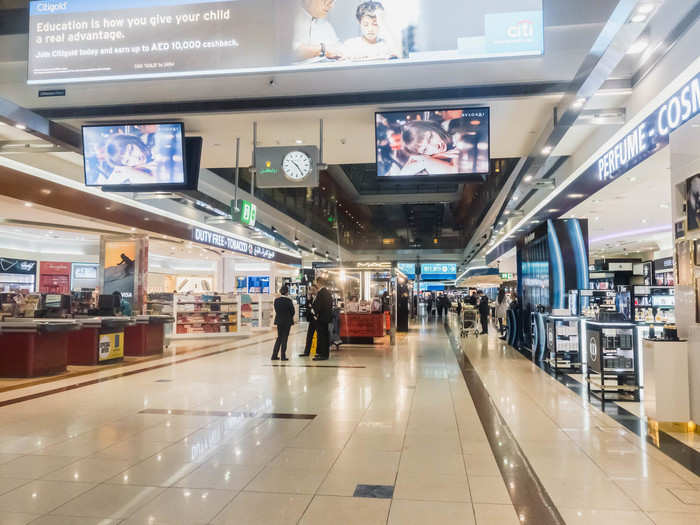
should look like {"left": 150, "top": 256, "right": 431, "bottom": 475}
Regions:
{"left": 232, "top": 199, "right": 257, "bottom": 227}
{"left": 500, "top": 272, "right": 514, "bottom": 280}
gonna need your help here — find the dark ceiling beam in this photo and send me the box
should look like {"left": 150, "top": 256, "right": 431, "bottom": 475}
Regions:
{"left": 0, "top": 8, "right": 28, "bottom": 35}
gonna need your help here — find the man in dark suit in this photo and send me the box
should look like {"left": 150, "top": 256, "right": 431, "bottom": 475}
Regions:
{"left": 271, "top": 285, "right": 296, "bottom": 361}
{"left": 299, "top": 285, "right": 318, "bottom": 357}
{"left": 312, "top": 282, "right": 333, "bottom": 361}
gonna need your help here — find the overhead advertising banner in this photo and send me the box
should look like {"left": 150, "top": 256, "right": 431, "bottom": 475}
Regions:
{"left": 27, "top": 0, "right": 544, "bottom": 84}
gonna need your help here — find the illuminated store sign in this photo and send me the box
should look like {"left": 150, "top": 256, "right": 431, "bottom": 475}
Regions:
{"left": 421, "top": 263, "right": 457, "bottom": 280}
{"left": 192, "top": 228, "right": 300, "bottom": 265}
{"left": 598, "top": 74, "right": 700, "bottom": 182}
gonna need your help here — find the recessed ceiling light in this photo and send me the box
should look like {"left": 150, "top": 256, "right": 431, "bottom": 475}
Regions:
{"left": 504, "top": 210, "right": 511, "bottom": 215}
{"left": 513, "top": 196, "right": 519, "bottom": 201}
{"left": 629, "top": 176, "right": 637, "bottom": 182}
{"left": 295, "top": 139, "right": 303, "bottom": 144}
{"left": 130, "top": 227, "right": 136, "bottom": 231}
{"left": 40, "top": 189, "right": 52, "bottom": 195}
{"left": 595, "top": 217, "right": 600, "bottom": 221}
{"left": 642, "top": 218, "right": 648, "bottom": 223}
{"left": 659, "top": 203, "right": 669, "bottom": 209}
{"left": 628, "top": 38, "right": 649, "bottom": 55}
{"left": 24, "top": 202, "right": 33, "bottom": 207}
{"left": 524, "top": 175, "right": 533, "bottom": 182}
{"left": 572, "top": 98, "right": 586, "bottom": 109}
{"left": 568, "top": 193, "right": 585, "bottom": 199}
{"left": 144, "top": 217, "right": 150, "bottom": 221}
{"left": 541, "top": 146, "right": 552, "bottom": 155}
{"left": 637, "top": 3, "right": 655, "bottom": 14}
{"left": 15, "top": 123, "right": 26, "bottom": 130}
{"left": 548, "top": 209, "right": 559, "bottom": 213}
{"left": 630, "top": 14, "right": 647, "bottom": 23}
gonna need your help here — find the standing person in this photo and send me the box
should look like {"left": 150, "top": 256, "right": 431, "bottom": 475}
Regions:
{"left": 112, "top": 291, "right": 132, "bottom": 316}
{"left": 271, "top": 286, "right": 295, "bottom": 361}
{"left": 427, "top": 294, "right": 434, "bottom": 317}
{"left": 312, "top": 281, "right": 333, "bottom": 361}
{"left": 299, "top": 285, "right": 318, "bottom": 357}
{"left": 495, "top": 288, "right": 510, "bottom": 338}
{"left": 468, "top": 290, "right": 478, "bottom": 306}
{"left": 478, "top": 292, "right": 490, "bottom": 335}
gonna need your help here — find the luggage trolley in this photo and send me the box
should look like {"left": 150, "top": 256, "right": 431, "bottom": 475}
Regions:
{"left": 461, "top": 307, "right": 480, "bottom": 338}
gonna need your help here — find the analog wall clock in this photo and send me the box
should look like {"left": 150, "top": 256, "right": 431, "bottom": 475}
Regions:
{"left": 282, "top": 150, "right": 313, "bottom": 181}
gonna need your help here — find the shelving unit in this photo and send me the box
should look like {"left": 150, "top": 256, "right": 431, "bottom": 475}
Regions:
{"left": 545, "top": 316, "right": 581, "bottom": 373}
{"left": 170, "top": 293, "right": 240, "bottom": 339}
{"left": 633, "top": 286, "right": 675, "bottom": 324}
{"left": 585, "top": 321, "right": 639, "bottom": 402}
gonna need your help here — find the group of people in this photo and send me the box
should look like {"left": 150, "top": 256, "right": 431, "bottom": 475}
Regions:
{"left": 425, "top": 293, "right": 451, "bottom": 319}
{"left": 271, "top": 280, "right": 334, "bottom": 362}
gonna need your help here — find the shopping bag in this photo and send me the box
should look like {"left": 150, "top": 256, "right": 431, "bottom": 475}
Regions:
{"left": 310, "top": 332, "right": 317, "bottom": 358}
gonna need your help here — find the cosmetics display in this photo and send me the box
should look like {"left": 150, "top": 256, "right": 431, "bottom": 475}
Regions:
{"left": 632, "top": 286, "right": 675, "bottom": 324}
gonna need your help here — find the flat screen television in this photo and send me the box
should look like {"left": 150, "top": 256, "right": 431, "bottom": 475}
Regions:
{"left": 375, "top": 107, "right": 490, "bottom": 180}
{"left": 82, "top": 122, "right": 199, "bottom": 191}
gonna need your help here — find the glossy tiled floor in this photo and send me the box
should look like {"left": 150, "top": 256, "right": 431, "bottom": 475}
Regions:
{"left": 0, "top": 318, "right": 697, "bottom": 524}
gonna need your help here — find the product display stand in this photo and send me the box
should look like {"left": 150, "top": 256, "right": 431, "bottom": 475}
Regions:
{"left": 545, "top": 316, "right": 581, "bottom": 374}
{"left": 170, "top": 293, "right": 241, "bottom": 339}
{"left": 585, "top": 321, "right": 640, "bottom": 402}
{"left": 642, "top": 339, "right": 691, "bottom": 422}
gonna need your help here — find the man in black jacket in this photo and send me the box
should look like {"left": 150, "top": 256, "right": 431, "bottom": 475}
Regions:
{"left": 272, "top": 286, "right": 296, "bottom": 361}
{"left": 312, "top": 282, "right": 333, "bottom": 361}
{"left": 299, "top": 285, "right": 318, "bottom": 357}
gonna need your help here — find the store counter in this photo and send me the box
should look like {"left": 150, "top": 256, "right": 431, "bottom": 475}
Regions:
{"left": 124, "top": 315, "right": 174, "bottom": 357}
{"left": 0, "top": 319, "right": 79, "bottom": 377}
{"left": 340, "top": 313, "right": 385, "bottom": 344}
{"left": 68, "top": 317, "right": 133, "bottom": 365}
{"left": 642, "top": 339, "right": 690, "bottom": 422}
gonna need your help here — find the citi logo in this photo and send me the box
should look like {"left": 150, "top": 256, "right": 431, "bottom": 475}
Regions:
{"left": 507, "top": 20, "right": 534, "bottom": 39}
{"left": 35, "top": 1, "right": 68, "bottom": 13}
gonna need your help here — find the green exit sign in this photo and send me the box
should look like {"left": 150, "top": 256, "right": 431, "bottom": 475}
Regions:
{"left": 500, "top": 273, "right": 514, "bottom": 280}
{"left": 232, "top": 199, "right": 257, "bottom": 227}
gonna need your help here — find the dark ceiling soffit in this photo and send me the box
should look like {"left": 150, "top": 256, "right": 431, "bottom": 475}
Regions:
{"left": 36, "top": 82, "right": 568, "bottom": 119}
{"left": 0, "top": 8, "right": 28, "bottom": 35}
{"left": 0, "top": 97, "right": 81, "bottom": 152}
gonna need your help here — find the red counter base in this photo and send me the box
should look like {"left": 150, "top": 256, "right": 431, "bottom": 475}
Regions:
{"left": 125, "top": 323, "right": 165, "bottom": 357}
{"left": 0, "top": 332, "right": 68, "bottom": 377}
{"left": 67, "top": 327, "right": 100, "bottom": 365}
{"left": 340, "top": 313, "right": 385, "bottom": 344}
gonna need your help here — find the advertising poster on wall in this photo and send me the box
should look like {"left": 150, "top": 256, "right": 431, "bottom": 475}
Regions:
{"left": 687, "top": 173, "right": 700, "bottom": 232}
{"left": 28, "top": 0, "right": 544, "bottom": 84}
{"left": 103, "top": 240, "right": 136, "bottom": 304}
{"left": 98, "top": 331, "right": 125, "bottom": 361}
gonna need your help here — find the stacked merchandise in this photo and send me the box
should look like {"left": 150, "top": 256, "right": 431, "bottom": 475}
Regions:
{"left": 175, "top": 293, "right": 238, "bottom": 334}
{"left": 633, "top": 286, "right": 675, "bottom": 323}
{"left": 239, "top": 294, "right": 260, "bottom": 329}
{"left": 260, "top": 296, "right": 274, "bottom": 328}
{"left": 601, "top": 330, "right": 635, "bottom": 371}
{"left": 146, "top": 293, "right": 174, "bottom": 315}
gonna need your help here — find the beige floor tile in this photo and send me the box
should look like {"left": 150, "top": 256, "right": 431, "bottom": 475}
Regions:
{"left": 41, "top": 458, "right": 133, "bottom": 483}
{"left": 91, "top": 440, "right": 171, "bottom": 462}
{"left": 28, "top": 517, "right": 121, "bottom": 525}
{"left": 0, "top": 480, "right": 95, "bottom": 514}
{"left": 388, "top": 499, "right": 475, "bottom": 525}
{"left": 126, "top": 487, "right": 235, "bottom": 525}
{"left": 268, "top": 447, "right": 340, "bottom": 471}
{"left": 615, "top": 480, "right": 697, "bottom": 512}
{"left": 559, "top": 508, "right": 655, "bottom": 525}
{"left": 300, "top": 495, "right": 390, "bottom": 525}
{"left": 464, "top": 453, "right": 501, "bottom": 477}
{"left": 646, "top": 511, "right": 700, "bottom": 524}
{"left": 106, "top": 454, "right": 198, "bottom": 487}
{"left": 0, "top": 455, "right": 77, "bottom": 479}
{"left": 333, "top": 449, "right": 401, "bottom": 473}
{"left": 469, "top": 475, "right": 512, "bottom": 504}
{"left": 212, "top": 491, "right": 312, "bottom": 525}
{"left": 473, "top": 503, "right": 520, "bottom": 525}
{"left": 0, "top": 478, "right": 31, "bottom": 496}
{"left": 668, "top": 486, "right": 700, "bottom": 505}
{"left": 0, "top": 513, "right": 39, "bottom": 525}
{"left": 543, "top": 476, "right": 638, "bottom": 510}
{"left": 173, "top": 461, "right": 263, "bottom": 491}
{"left": 394, "top": 470, "right": 470, "bottom": 502}
{"left": 246, "top": 465, "right": 327, "bottom": 494}
{"left": 399, "top": 450, "right": 465, "bottom": 476}
{"left": 51, "top": 484, "right": 163, "bottom": 519}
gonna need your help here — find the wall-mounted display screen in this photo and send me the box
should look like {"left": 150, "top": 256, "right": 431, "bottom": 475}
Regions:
{"left": 83, "top": 123, "right": 186, "bottom": 189}
{"left": 376, "top": 107, "right": 490, "bottom": 178}
{"left": 420, "top": 263, "right": 457, "bottom": 280}
{"left": 28, "top": 0, "right": 543, "bottom": 84}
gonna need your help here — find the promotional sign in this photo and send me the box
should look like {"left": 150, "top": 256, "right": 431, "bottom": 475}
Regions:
{"left": 376, "top": 107, "right": 490, "bottom": 178}
{"left": 686, "top": 173, "right": 700, "bottom": 232}
{"left": 236, "top": 276, "right": 247, "bottom": 290}
{"left": 420, "top": 263, "right": 457, "bottom": 280}
{"left": 232, "top": 199, "right": 257, "bottom": 227}
{"left": 255, "top": 146, "right": 320, "bottom": 188}
{"left": 98, "top": 331, "right": 124, "bottom": 361}
{"left": 27, "top": 0, "right": 544, "bottom": 85}
{"left": 103, "top": 240, "right": 136, "bottom": 303}
{"left": 82, "top": 123, "right": 185, "bottom": 187}
{"left": 72, "top": 263, "right": 98, "bottom": 280}
{"left": 192, "top": 227, "right": 301, "bottom": 266}
{"left": 397, "top": 263, "right": 416, "bottom": 279}
{"left": 0, "top": 258, "right": 37, "bottom": 275}
{"left": 247, "top": 276, "right": 270, "bottom": 294}
{"left": 39, "top": 262, "right": 72, "bottom": 294}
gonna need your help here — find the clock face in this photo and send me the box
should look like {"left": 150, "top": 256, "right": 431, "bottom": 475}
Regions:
{"left": 282, "top": 151, "right": 313, "bottom": 181}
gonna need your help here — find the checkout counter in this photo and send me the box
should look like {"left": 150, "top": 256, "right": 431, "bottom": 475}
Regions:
{"left": 0, "top": 293, "right": 173, "bottom": 377}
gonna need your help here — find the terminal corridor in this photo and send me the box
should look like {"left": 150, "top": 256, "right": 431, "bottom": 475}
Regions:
{"left": 0, "top": 318, "right": 697, "bottom": 524}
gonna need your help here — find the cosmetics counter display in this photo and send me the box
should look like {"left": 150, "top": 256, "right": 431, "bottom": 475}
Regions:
{"left": 545, "top": 315, "right": 581, "bottom": 373}
{"left": 632, "top": 286, "right": 675, "bottom": 324}
{"left": 584, "top": 320, "right": 640, "bottom": 402}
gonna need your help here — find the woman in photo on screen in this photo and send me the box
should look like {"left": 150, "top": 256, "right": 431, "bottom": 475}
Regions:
{"left": 397, "top": 120, "right": 459, "bottom": 176}
{"left": 103, "top": 133, "right": 159, "bottom": 184}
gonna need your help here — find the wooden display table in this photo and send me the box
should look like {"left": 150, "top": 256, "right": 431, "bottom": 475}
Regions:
{"left": 0, "top": 319, "right": 79, "bottom": 377}
{"left": 124, "top": 315, "right": 173, "bottom": 357}
{"left": 340, "top": 313, "right": 385, "bottom": 344}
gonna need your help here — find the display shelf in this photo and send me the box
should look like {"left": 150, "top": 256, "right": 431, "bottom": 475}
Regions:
{"left": 585, "top": 321, "right": 639, "bottom": 402}
{"left": 171, "top": 293, "right": 239, "bottom": 337}
{"left": 545, "top": 316, "right": 581, "bottom": 374}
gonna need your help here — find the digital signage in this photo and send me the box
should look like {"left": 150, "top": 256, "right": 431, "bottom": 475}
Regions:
{"left": 28, "top": 0, "right": 544, "bottom": 84}
{"left": 82, "top": 122, "right": 187, "bottom": 189}
{"left": 376, "top": 107, "right": 489, "bottom": 178}
{"left": 421, "top": 263, "right": 457, "bottom": 280}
